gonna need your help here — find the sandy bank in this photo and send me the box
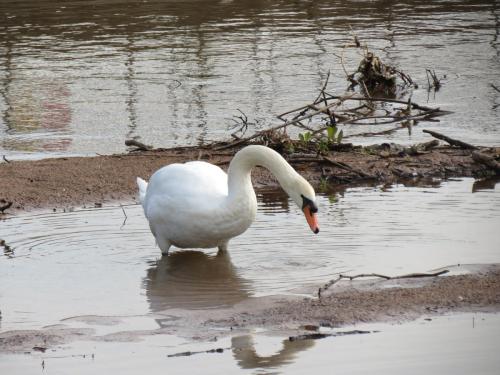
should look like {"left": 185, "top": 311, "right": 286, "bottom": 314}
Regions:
{"left": 0, "top": 143, "right": 497, "bottom": 214}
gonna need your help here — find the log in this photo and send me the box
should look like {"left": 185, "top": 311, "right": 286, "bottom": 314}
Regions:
{"left": 422, "top": 130, "right": 478, "bottom": 150}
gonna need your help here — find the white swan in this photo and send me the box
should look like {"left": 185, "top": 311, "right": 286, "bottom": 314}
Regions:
{"left": 137, "top": 145, "right": 319, "bottom": 255}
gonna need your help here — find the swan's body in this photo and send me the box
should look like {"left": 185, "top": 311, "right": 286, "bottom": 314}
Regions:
{"left": 138, "top": 145, "right": 318, "bottom": 255}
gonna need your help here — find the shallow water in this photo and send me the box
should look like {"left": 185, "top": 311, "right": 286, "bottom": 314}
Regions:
{"left": 1, "top": 0, "right": 499, "bottom": 158}
{"left": 1, "top": 313, "right": 499, "bottom": 374}
{"left": 0, "top": 178, "right": 499, "bottom": 332}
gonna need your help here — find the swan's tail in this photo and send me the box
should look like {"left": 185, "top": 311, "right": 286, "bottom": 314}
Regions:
{"left": 136, "top": 177, "right": 148, "bottom": 206}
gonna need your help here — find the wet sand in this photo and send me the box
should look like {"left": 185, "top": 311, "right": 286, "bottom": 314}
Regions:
{"left": 1, "top": 264, "right": 499, "bottom": 353}
{"left": 0, "top": 143, "right": 497, "bottom": 213}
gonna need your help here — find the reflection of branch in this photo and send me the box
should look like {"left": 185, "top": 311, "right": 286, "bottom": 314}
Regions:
{"left": 125, "top": 139, "right": 153, "bottom": 151}
{"left": 120, "top": 205, "right": 128, "bottom": 229}
{"left": 318, "top": 270, "right": 449, "bottom": 298}
{"left": 168, "top": 347, "right": 228, "bottom": 358}
{"left": 289, "top": 329, "right": 372, "bottom": 342}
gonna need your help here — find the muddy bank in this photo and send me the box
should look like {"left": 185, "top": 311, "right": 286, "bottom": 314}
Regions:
{"left": 200, "top": 264, "right": 500, "bottom": 333}
{"left": 0, "top": 141, "right": 498, "bottom": 214}
{"left": 1, "top": 264, "right": 499, "bottom": 353}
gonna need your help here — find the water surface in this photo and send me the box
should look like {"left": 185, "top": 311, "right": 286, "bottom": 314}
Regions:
{"left": 0, "top": 0, "right": 499, "bottom": 158}
{"left": 1, "top": 178, "right": 499, "bottom": 331}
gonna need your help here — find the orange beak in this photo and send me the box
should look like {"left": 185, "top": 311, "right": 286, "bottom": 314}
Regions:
{"left": 303, "top": 206, "right": 319, "bottom": 234}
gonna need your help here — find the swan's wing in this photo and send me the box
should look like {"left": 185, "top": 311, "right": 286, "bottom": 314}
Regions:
{"left": 144, "top": 161, "right": 228, "bottom": 215}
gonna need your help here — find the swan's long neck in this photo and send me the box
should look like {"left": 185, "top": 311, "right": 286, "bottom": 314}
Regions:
{"left": 227, "top": 145, "right": 299, "bottom": 205}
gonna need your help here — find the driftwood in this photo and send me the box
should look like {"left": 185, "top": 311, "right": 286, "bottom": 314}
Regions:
{"left": 318, "top": 270, "right": 449, "bottom": 298}
{"left": 422, "top": 129, "right": 478, "bottom": 150}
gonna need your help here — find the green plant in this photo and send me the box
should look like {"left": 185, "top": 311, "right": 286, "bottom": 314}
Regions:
{"left": 298, "top": 131, "right": 312, "bottom": 144}
{"left": 326, "top": 125, "right": 343, "bottom": 144}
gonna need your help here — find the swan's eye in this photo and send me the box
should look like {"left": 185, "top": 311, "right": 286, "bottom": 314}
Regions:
{"left": 301, "top": 194, "right": 318, "bottom": 213}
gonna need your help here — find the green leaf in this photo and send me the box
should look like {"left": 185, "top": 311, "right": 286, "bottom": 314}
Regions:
{"left": 327, "top": 126, "right": 336, "bottom": 141}
{"left": 337, "top": 129, "right": 343, "bottom": 144}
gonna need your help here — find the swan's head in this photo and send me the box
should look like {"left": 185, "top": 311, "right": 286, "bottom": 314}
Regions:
{"left": 289, "top": 176, "right": 319, "bottom": 234}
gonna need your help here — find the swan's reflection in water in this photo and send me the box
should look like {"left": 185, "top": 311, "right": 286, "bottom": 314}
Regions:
{"left": 144, "top": 250, "right": 251, "bottom": 311}
{"left": 232, "top": 335, "right": 315, "bottom": 370}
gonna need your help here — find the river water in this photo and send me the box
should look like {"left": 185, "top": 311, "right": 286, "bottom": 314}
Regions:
{"left": 1, "top": 178, "right": 499, "bottom": 329}
{"left": 0, "top": 0, "right": 499, "bottom": 158}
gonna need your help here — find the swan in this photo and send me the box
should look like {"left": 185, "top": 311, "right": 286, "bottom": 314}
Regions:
{"left": 137, "top": 145, "right": 319, "bottom": 256}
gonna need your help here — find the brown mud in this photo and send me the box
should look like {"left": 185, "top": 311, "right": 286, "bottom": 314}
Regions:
{"left": 0, "top": 141, "right": 498, "bottom": 214}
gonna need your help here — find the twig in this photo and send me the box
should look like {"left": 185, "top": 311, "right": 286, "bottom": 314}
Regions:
{"left": 422, "top": 130, "right": 478, "bottom": 150}
{"left": 491, "top": 84, "right": 500, "bottom": 93}
{"left": 426, "top": 69, "right": 441, "bottom": 91}
{"left": 214, "top": 101, "right": 349, "bottom": 151}
{"left": 318, "top": 269, "right": 449, "bottom": 298}
{"left": 2, "top": 155, "right": 10, "bottom": 163}
{"left": 120, "top": 205, "right": 128, "bottom": 229}
{"left": 0, "top": 200, "right": 13, "bottom": 213}
{"left": 313, "top": 70, "right": 331, "bottom": 104}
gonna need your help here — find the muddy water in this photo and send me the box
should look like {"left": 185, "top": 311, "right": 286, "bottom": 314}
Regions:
{"left": 1, "top": 178, "right": 499, "bottom": 333}
{"left": 1, "top": 0, "right": 499, "bottom": 158}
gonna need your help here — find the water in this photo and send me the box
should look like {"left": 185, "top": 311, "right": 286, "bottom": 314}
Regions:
{"left": 1, "top": 0, "right": 499, "bottom": 159}
{"left": 1, "top": 178, "right": 499, "bottom": 332}
{"left": 1, "top": 313, "right": 499, "bottom": 374}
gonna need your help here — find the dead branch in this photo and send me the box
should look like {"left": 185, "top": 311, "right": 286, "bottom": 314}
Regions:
{"left": 2, "top": 155, "right": 10, "bottom": 163}
{"left": 318, "top": 269, "right": 449, "bottom": 298}
{"left": 422, "top": 129, "right": 478, "bottom": 150}
{"left": 229, "top": 109, "right": 251, "bottom": 139}
{"left": 426, "top": 69, "right": 441, "bottom": 91}
{"left": 491, "top": 84, "right": 500, "bottom": 93}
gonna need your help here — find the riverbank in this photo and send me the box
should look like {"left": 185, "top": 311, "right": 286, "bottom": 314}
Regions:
{"left": 0, "top": 140, "right": 498, "bottom": 214}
